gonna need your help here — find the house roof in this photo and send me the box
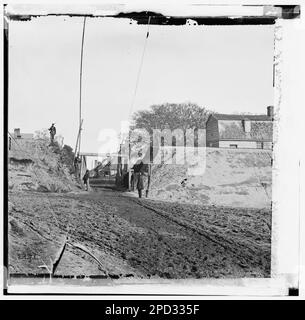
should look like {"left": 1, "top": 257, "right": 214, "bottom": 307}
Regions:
{"left": 218, "top": 120, "right": 273, "bottom": 141}
{"left": 211, "top": 113, "right": 272, "bottom": 121}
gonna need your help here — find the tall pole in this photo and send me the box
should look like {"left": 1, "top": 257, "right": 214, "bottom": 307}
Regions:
{"left": 74, "top": 119, "right": 83, "bottom": 158}
{"left": 128, "top": 130, "right": 131, "bottom": 190}
{"left": 78, "top": 16, "right": 87, "bottom": 156}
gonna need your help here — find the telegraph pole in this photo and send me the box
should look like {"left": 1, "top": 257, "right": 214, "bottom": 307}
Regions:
{"left": 78, "top": 16, "right": 87, "bottom": 157}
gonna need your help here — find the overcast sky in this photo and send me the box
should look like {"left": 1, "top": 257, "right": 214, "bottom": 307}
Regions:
{"left": 9, "top": 16, "right": 274, "bottom": 155}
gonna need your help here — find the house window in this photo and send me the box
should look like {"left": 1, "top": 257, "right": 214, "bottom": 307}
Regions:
{"left": 256, "top": 142, "right": 264, "bottom": 149}
{"left": 242, "top": 120, "right": 251, "bottom": 133}
{"left": 229, "top": 144, "right": 238, "bottom": 148}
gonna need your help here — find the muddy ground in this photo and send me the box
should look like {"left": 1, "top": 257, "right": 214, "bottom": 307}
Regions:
{"left": 8, "top": 188, "right": 271, "bottom": 279}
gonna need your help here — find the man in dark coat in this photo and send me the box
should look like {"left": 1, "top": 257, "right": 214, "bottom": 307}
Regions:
{"left": 137, "top": 171, "right": 144, "bottom": 198}
{"left": 83, "top": 169, "right": 90, "bottom": 191}
{"left": 48, "top": 123, "right": 56, "bottom": 144}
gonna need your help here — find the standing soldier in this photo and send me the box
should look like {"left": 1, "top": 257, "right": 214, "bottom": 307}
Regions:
{"left": 83, "top": 169, "right": 90, "bottom": 191}
{"left": 132, "top": 151, "right": 143, "bottom": 191}
{"left": 137, "top": 171, "right": 145, "bottom": 198}
{"left": 48, "top": 123, "right": 56, "bottom": 144}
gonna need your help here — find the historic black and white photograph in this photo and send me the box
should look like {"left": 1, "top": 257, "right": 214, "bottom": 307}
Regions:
{"left": 3, "top": 3, "right": 302, "bottom": 295}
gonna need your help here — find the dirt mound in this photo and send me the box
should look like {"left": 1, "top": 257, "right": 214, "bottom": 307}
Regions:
{"left": 149, "top": 148, "right": 272, "bottom": 208}
{"left": 8, "top": 138, "right": 79, "bottom": 193}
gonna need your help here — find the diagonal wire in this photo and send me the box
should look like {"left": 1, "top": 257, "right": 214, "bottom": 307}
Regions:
{"left": 128, "top": 16, "right": 151, "bottom": 120}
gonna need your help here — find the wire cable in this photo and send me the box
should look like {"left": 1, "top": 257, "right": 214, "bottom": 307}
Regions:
{"left": 128, "top": 16, "right": 151, "bottom": 120}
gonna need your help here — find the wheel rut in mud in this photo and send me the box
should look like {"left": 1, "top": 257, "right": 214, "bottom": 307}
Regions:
{"left": 8, "top": 189, "right": 271, "bottom": 278}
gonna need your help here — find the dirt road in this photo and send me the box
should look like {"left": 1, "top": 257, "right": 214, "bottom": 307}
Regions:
{"left": 8, "top": 188, "right": 271, "bottom": 279}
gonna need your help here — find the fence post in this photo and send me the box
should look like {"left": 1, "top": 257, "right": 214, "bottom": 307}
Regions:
{"left": 147, "top": 163, "right": 151, "bottom": 197}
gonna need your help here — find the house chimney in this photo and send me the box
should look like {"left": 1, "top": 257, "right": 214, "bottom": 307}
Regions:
{"left": 267, "top": 106, "right": 274, "bottom": 119}
{"left": 14, "top": 128, "right": 21, "bottom": 138}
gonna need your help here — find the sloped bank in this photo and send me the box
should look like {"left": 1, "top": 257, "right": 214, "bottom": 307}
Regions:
{"left": 149, "top": 148, "right": 272, "bottom": 209}
{"left": 8, "top": 138, "right": 79, "bottom": 193}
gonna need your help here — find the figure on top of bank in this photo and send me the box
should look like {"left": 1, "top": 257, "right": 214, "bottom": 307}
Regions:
{"left": 48, "top": 123, "right": 56, "bottom": 144}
